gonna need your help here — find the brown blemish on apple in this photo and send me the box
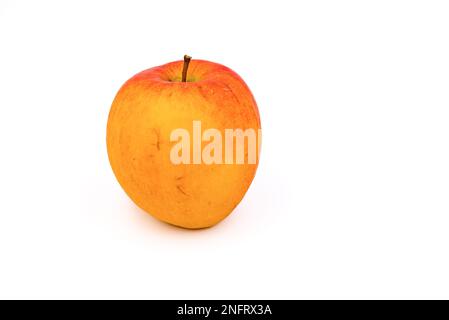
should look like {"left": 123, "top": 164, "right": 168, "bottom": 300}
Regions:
{"left": 151, "top": 128, "right": 161, "bottom": 151}
{"left": 195, "top": 85, "right": 210, "bottom": 102}
{"left": 176, "top": 185, "right": 188, "bottom": 196}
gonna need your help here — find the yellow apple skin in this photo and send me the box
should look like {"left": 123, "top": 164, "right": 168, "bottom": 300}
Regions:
{"left": 107, "top": 59, "right": 261, "bottom": 229}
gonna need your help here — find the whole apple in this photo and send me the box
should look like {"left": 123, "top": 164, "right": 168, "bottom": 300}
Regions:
{"left": 107, "top": 55, "right": 261, "bottom": 229}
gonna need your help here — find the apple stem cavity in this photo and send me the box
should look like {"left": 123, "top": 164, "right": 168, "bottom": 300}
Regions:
{"left": 182, "top": 55, "right": 192, "bottom": 82}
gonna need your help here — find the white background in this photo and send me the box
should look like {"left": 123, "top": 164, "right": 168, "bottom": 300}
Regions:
{"left": 1, "top": 0, "right": 448, "bottom": 299}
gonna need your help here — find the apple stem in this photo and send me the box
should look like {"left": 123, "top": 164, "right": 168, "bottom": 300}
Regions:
{"left": 182, "top": 55, "right": 192, "bottom": 82}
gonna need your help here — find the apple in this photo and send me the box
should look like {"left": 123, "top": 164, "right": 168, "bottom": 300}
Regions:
{"left": 107, "top": 55, "right": 261, "bottom": 229}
